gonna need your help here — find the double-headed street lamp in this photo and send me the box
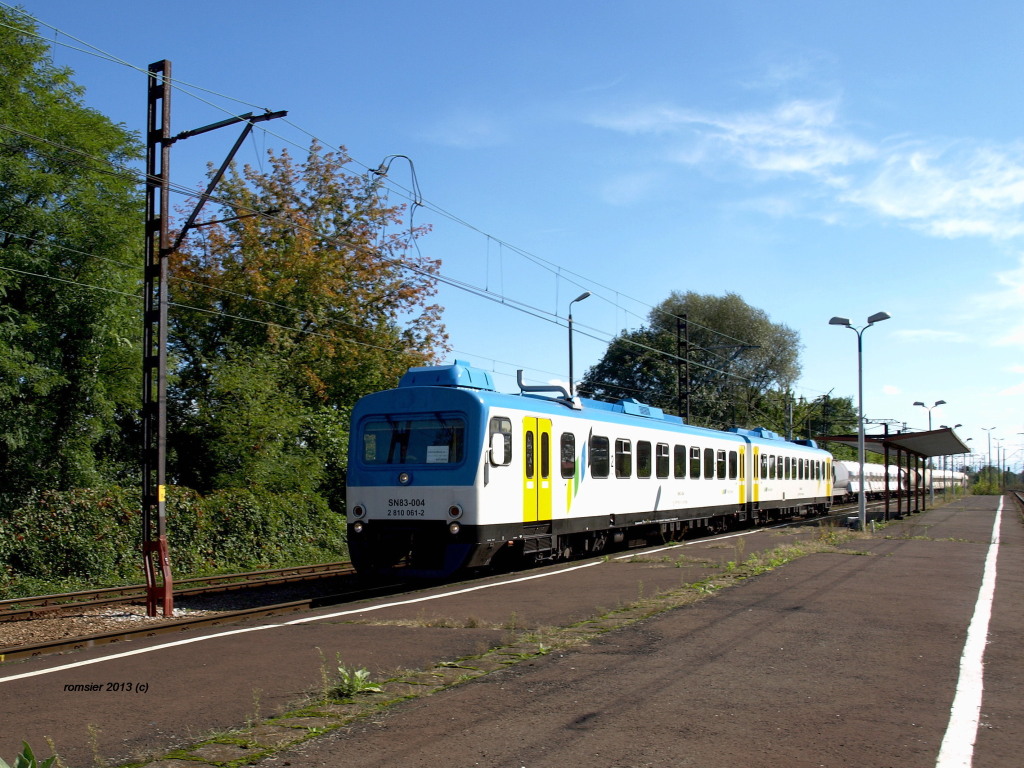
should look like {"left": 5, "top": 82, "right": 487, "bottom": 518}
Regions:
{"left": 914, "top": 400, "right": 947, "bottom": 503}
{"left": 829, "top": 311, "right": 891, "bottom": 532}
{"left": 913, "top": 399, "right": 946, "bottom": 430}
{"left": 940, "top": 423, "right": 962, "bottom": 497}
{"left": 567, "top": 291, "right": 592, "bottom": 398}
{"left": 981, "top": 426, "right": 997, "bottom": 475}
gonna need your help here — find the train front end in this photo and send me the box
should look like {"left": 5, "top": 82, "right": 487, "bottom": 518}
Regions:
{"left": 345, "top": 362, "right": 495, "bottom": 578}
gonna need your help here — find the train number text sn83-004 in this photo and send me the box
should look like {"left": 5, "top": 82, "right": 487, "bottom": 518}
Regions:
{"left": 387, "top": 498, "right": 426, "bottom": 517}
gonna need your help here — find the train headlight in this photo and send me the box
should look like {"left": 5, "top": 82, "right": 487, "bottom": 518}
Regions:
{"left": 448, "top": 522, "right": 461, "bottom": 536}
{"left": 398, "top": 472, "right": 411, "bottom": 485}
{"left": 351, "top": 504, "right": 366, "bottom": 519}
{"left": 352, "top": 521, "right": 365, "bottom": 534}
{"left": 447, "top": 504, "right": 463, "bottom": 520}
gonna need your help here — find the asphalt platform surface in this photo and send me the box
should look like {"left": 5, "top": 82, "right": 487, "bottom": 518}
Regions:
{"left": 0, "top": 494, "right": 1019, "bottom": 767}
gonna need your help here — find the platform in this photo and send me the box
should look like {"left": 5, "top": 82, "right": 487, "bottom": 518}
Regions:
{"left": 0, "top": 495, "right": 1018, "bottom": 767}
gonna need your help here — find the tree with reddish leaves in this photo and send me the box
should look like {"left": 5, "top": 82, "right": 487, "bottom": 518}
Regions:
{"left": 169, "top": 143, "right": 447, "bottom": 500}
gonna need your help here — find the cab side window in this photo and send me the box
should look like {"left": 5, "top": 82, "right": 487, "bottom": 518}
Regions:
{"left": 489, "top": 417, "right": 512, "bottom": 465}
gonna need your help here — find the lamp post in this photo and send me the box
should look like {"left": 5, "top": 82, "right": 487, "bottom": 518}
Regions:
{"left": 995, "top": 438, "right": 1004, "bottom": 492}
{"left": 913, "top": 399, "right": 946, "bottom": 431}
{"left": 940, "top": 424, "right": 962, "bottom": 497}
{"left": 567, "top": 291, "right": 592, "bottom": 397}
{"left": 830, "top": 311, "right": 891, "bottom": 532}
{"left": 914, "top": 400, "right": 946, "bottom": 503}
{"left": 981, "top": 426, "right": 997, "bottom": 485}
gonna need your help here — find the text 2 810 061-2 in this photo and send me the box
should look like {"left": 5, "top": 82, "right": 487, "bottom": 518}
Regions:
{"left": 387, "top": 498, "right": 425, "bottom": 517}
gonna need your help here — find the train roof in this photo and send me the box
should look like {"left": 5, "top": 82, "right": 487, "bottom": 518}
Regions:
{"left": 391, "top": 361, "right": 827, "bottom": 452}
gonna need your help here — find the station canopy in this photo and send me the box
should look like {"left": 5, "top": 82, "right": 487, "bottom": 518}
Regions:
{"left": 816, "top": 428, "right": 971, "bottom": 459}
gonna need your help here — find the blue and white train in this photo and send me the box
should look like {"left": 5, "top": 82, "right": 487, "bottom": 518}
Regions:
{"left": 345, "top": 361, "right": 834, "bottom": 577}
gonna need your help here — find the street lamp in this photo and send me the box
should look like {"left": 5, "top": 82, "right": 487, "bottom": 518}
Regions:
{"left": 940, "top": 424, "right": 962, "bottom": 497}
{"left": 995, "top": 438, "right": 1005, "bottom": 492}
{"left": 567, "top": 291, "right": 592, "bottom": 397}
{"left": 981, "top": 426, "right": 997, "bottom": 477}
{"left": 830, "top": 311, "right": 891, "bottom": 532}
{"left": 913, "top": 399, "right": 946, "bottom": 431}
{"left": 914, "top": 400, "right": 946, "bottom": 503}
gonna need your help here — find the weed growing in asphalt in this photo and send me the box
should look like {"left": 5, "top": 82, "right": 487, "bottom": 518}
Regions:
{"left": 734, "top": 536, "right": 747, "bottom": 563}
{"left": 86, "top": 724, "right": 101, "bottom": 768}
{"left": 329, "top": 662, "right": 382, "bottom": 700}
{"left": 247, "top": 687, "right": 263, "bottom": 728}
{"left": 0, "top": 743, "right": 56, "bottom": 768}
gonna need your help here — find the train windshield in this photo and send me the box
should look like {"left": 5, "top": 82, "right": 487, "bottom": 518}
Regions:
{"left": 361, "top": 415, "right": 466, "bottom": 466}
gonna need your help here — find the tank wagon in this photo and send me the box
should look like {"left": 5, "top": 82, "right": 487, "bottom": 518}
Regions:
{"left": 345, "top": 361, "right": 834, "bottom": 577}
{"left": 832, "top": 461, "right": 967, "bottom": 501}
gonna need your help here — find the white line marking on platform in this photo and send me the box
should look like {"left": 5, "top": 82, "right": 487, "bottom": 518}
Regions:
{"left": 0, "top": 561, "right": 602, "bottom": 684}
{"left": 614, "top": 527, "right": 763, "bottom": 560}
{"left": 935, "top": 498, "right": 1002, "bottom": 768}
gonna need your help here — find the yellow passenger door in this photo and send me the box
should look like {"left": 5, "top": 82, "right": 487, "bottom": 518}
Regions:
{"left": 523, "top": 417, "right": 553, "bottom": 522}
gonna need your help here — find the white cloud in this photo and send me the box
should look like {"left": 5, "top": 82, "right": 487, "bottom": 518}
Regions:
{"left": 845, "top": 144, "right": 1024, "bottom": 240}
{"left": 882, "top": 384, "right": 902, "bottom": 395}
{"left": 992, "top": 325, "right": 1024, "bottom": 347}
{"left": 591, "top": 98, "right": 874, "bottom": 179}
{"left": 589, "top": 93, "right": 1024, "bottom": 243}
{"left": 997, "top": 381, "right": 1024, "bottom": 396}
{"left": 959, "top": 255, "right": 1024, "bottom": 344}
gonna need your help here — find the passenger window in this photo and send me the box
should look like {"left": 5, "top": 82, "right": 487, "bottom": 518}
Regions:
{"left": 637, "top": 441, "right": 652, "bottom": 478}
{"left": 729, "top": 451, "right": 738, "bottom": 480}
{"left": 560, "top": 433, "right": 576, "bottom": 479}
{"left": 674, "top": 445, "right": 686, "bottom": 478}
{"left": 690, "top": 446, "right": 701, "bottom": 479}
{"left": 590, "top": 435, "right": 610, "bottom": 478}
{"left": 704, "top": 448, "right": 714, "bottom": 479}
{"left": 488, "top": 417, "right": 512, "bottom": 465}
{"left": 615, "top": 439, "right": 632, "bottom": 478}
{"left": 656, "top": 443, "right": 670, "bottom": 479}
{"left": 760, "top": 454, "right": 767, "bottom": 479}
{"left": 769, "top": 456, "right": 776, "bottom": 479}
{"left": 716, "top": 450, "right": 726, "bottom": 479}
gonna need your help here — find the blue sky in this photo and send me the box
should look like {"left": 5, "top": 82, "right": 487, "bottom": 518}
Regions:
{"left": 8, "top": 1, "right": 1024, "bottom": 470}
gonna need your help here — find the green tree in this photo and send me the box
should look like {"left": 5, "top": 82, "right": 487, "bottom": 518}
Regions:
{"left": 580, "top": 291, "right": 801, "bottom": 430}
{"left": 168, "top": 144, "right": 446, "bottom": 496}
{"left": 0, "top": 7, "right": 143, "bottom": 509}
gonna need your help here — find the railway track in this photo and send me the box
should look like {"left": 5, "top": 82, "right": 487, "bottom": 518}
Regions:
{"left": 0, "top": 576, "right": 409, "bottom": 664}
{"left": 0, "top": 500, "right": 928, "bottom": 664}
{"left": 0, "top": 561, "right": 356, "bottom": 622}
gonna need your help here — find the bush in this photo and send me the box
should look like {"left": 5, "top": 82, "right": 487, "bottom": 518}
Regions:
{"left": 0, "top": 486, "right": 140, "bottom": 583}
{"left": 0, "top": 485, "right": 348, "bottom": 598}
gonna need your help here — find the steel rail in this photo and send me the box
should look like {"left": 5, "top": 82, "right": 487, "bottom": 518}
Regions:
{"left": 0, "top": 561, "right": 355, "bottom": 622}
{"left": 0, "top": 580, "right": 406, "bottom": 663}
